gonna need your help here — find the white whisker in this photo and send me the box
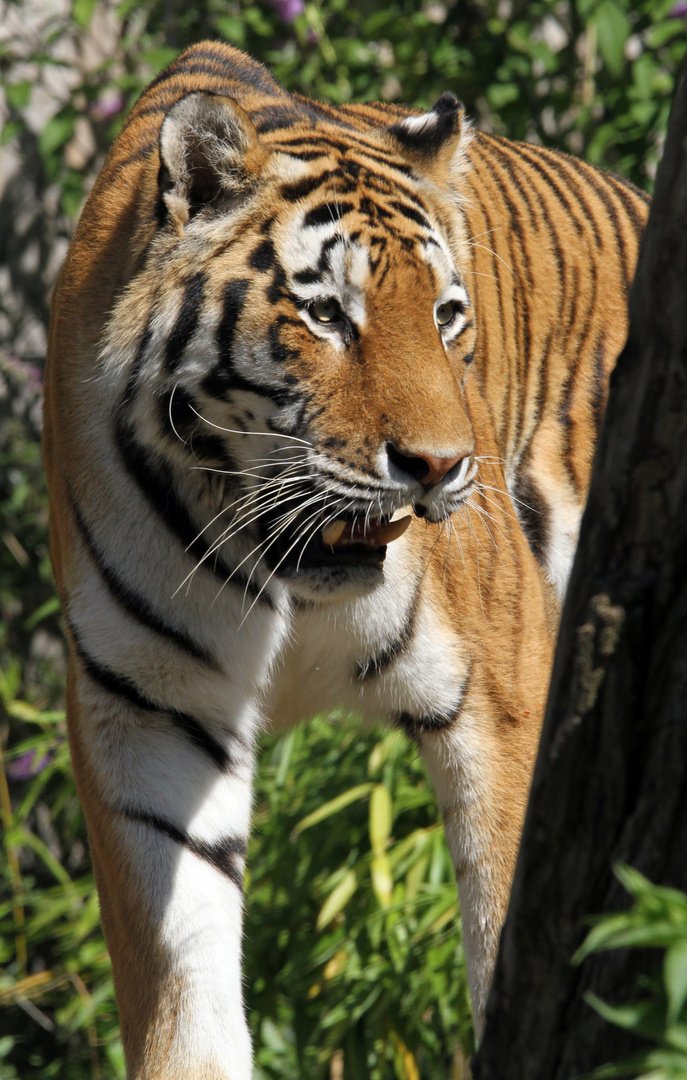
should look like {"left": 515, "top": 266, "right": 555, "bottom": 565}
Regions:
{"left": 188, "top": 403, "right": 312, "bottom": 446}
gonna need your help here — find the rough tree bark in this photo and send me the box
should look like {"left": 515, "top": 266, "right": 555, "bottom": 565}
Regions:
{"left": 472, "top": 64, "right": 687, "bottom": 1079}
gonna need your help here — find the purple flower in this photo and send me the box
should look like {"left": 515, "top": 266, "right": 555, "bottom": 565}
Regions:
{"left": 268, "top": 0, "right": 304, "bottom": 24}
{"left": 6, "top": 748, "right": 54, "bottom": 781}
{"left": 90, "top": 89, "right": 125, "bottom": 121}
{"left": 669, "top": 1, "right": 687, "bottom": 16}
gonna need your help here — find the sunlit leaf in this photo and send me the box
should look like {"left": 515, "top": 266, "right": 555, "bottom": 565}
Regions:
{"left": 316, "top": 869, "right": 358, "bottom": 930}
{"left": 665, "top": 940, "right": 687, "bottom": 1026}
{"left": 369, "top": 783, "right": 392, "bottom": 854}
{"left": 292, "top": 782, "right": 374, "bottom": 837}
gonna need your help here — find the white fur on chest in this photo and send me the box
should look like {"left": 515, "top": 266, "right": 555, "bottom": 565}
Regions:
{"left": 266, "top": 540, "right": 470, "bottom": 729}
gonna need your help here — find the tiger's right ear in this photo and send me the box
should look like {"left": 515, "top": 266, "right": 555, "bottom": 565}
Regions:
{"left": 385, "top": 92, "right": 470, "bottom": 183}
{"left": 158, "top": 92, "right": 267, "bottom": 233}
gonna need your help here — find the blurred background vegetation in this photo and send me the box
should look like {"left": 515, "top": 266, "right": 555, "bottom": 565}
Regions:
{"left": 1, "top": 1, "right": 686, "bottom": 1077}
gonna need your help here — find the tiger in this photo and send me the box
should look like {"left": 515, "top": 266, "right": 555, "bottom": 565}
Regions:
{"left": 43, "top": 40, "right": 648, "bottom": 1079}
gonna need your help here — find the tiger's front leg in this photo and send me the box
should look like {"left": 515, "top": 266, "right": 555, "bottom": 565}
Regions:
{"left": 420, "top": 693, "right": 547, "bottom": 1035}
{"left": 64, "top": 631, "right": 274, "bottom": 1079}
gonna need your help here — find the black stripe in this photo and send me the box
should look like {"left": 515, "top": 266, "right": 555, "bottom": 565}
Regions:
{"left": 293, "top": 267, "right": 320, "bottom": 286}
{"left": 356, "top": 586, "right": 421, "bottom": 681}
{"left": 528, "top": 148, "right": 604, "bottom": 248}
{"left": 269, "top": 132, "right": 392, "bottom": 159}
{"left": 110, "top": 143, "right": 156, "bottom": 171}
{"left": 479, "top": 139, "right": 537, "bottom": 229}
{"left": 476, "top": 146, "right": 535, "bottom": 293}
{"left": 252, "top": 107, "right": 313, "bottom": 135}
{"left": 249, "top": 239, "right": 276, "bottom": 272}
{"left": 122, "top": 807, "right": 246, "bottom": 888}
{"left": 395, "top": 708, "right": 461, "bottom": 737}
{"left": 558, "top": 351, "right": 585, "bottom": 499}
{"left": 121, "top": 320, "right": 154, "bottom": 406}
{"left": 267, "top": 261, "right": 288, "bottom": 305}
{"left": 511, "top": 470, "right": 550, "bottom": 566}
{"left": 202, "top": 365, "right": 294, "bottom": 409}
{"left": 165, "top": 273, "right": 207, "bottom": 371}
{"left": 163, "top": 386, "right": 233, "bottom": 464}
{"left": 141, "top": 54, "right": 250, "bottom": 97}
{"left": 271, "top": 133, "right": 417, "bottom": 180}
{"left": 206, "top": 279, "right": 294, "bottom": 405}
{"left": 202, "top": 363, "right": 295, "bottom": 409}
{"left": 216, "top": 278, "right": 250, "bottom": 362}
{"left": 70, "top": 493, "right": 217, "bottom": 667}
{"left": 280, "top": 171, "right": 334, "bottom": 202}
{"left": 591, "top": 332, "right": 607, "bottom": 433}
{"left": 554, "top": 154, "right": 632, "bottom": 292}
{"left": 389, "top": 200, "right": 431, "bottom": 230}
{"left": 68, "top": 622, "right": 232, "bottom": 771}
{"left": 303, "top": 201, "right": 355, "bottom": 228}
{"left": 114, "top": 419, "right": 270, "bottom": 605}
{"left": 253, "top": 98, "right": 353, "bottom": 135}
{"left": 395, "top": 668, "right": 472, "bottom": 737}
{"left": 269, "top": 322, "right": 299, "bottom": 364}
{"left": 355, "top": 148, "right": 414, "bottom": 177}
{"left": 488, "top": 135, "right": 585, "bottom": 237}
{"left": 274, "top": 149, "right": 327, "bottom": 162}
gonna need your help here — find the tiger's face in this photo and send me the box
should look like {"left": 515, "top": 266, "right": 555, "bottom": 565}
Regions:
{"left": 103, "top": 91, "right": 478, "bottom": 598}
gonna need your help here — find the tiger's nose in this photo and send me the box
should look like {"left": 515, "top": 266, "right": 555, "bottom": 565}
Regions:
{"left": 386, "top": 443, "right": 468, "bottom": 488}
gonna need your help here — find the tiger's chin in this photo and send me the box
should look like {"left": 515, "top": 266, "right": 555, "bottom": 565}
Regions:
{"left": 279, "top": 561, "right": 387, "bottom": 602}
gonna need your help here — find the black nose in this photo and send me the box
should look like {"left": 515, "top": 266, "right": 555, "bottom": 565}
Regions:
{"left": 386, "top": 443, "right": 467, "bottom": 488}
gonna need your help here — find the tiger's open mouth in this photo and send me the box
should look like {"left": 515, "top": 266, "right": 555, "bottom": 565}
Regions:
{"left": 267, "top": 509, "right": 412, "bottom": 575}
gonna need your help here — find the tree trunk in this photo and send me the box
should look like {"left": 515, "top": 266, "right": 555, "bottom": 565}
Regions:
{"left": 472, "top": 63, "right": 687, "bottom": 1079}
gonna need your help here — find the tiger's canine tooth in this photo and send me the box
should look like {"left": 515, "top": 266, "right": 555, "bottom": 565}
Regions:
{"left": 321, "top": 519, "right": 346, "bottom": 546}
{"left": 373, "top": 515, "right": 412, "bottom": 544}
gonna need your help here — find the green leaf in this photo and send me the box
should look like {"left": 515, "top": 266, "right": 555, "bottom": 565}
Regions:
{"left": 316, "top": 869, "right": 357, "bottom": 930}
{"left": 487, "top": 82, "right": 520, "bottom": 110}
{"left": 24, "top": 596, "right": 61, "bottom": 631}
{"left": 369, "top": 783, "right": 392, "bottom": 854}
{"left": 212, "top": 15, "right": 246, "bottom": 47}
{"left": 577, "top": 0, "right": 602, "bottom": 16}
{"left": 38, "top": 113, "right": 75, "bottom": 158}
{"left": 666, "top": 1022, "right": 687, "bottom": 1053}
{"left": 665, "top": 940, "right": 687, "bottom": 1026}
{"left": 291, "top": 782, "right": 374, "bottom": 837}
{"left": 576, "top": 922, "right": 687, "bottom": 961}
{"left": 140, "top": 48, "right": 178, "bottom": 78}
{"left": 584, "top": 991, "right": 655, "bottom": 1033}
{"left": 591, "top": 1, "right": 630, "bottom": 76}
{"left": 72, "top": 0, "right": 96, "bottom": 30}
{"left": 12, "top": 828, "right": 72, "bottom": 887}
{"left": 370, "top": 852, "right": 393, "bottom": 908}
{"left": 1, "top": 119, "right": 22, "bottom": 146}
{"left": 5, "top": 81, "right": 31, "bottom": 109}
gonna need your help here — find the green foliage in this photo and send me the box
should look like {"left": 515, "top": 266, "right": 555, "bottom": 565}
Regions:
{"left": 574, "top": 865, "right": 687, "bottom": 1080}
{"left": 247, "top": 722, "right": 472, "bottom": 1079}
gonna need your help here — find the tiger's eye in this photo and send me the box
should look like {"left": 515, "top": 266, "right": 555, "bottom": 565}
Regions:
{"left": 436, "top": 301, "right": 456, "bottom": 327}
{"left": 311, "top": 298, "right": 340, "bottom": 323}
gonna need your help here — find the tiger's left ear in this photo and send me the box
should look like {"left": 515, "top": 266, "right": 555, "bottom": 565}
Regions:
{"left": 386, "top": 92, "right": 470, "bottom": 181}
{"left": 158, "top": 91, "right": 268, "bottom": 233}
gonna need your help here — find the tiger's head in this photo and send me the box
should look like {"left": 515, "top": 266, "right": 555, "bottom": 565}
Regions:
{"left": 101, "top": 90, "right": 478, "bottom": 599}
